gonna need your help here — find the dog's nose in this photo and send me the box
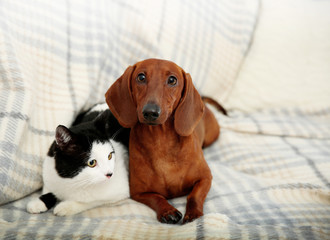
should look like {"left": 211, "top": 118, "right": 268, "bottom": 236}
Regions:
{"left": 142, "top": 103, "right": 161, "bottom": 122}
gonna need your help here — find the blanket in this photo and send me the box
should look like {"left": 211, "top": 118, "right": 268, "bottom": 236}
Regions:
{"left": 1, "top": 0, "right": 330, "bottom": 239}
{"left": 0, "top": 0, "right": 259, "bottom": 205}
{"left": 1, "top": 108, "right": 330, "bottom": 239}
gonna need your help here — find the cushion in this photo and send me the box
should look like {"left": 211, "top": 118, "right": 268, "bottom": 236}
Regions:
{"left": 225, "top": 0, "right": 330, "bottom": 111}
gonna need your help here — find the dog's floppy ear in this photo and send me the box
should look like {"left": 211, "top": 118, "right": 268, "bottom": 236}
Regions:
{"left": 174, "top": 71, "right": 204, "bottom": 136}
{"left": 105, "top": 65, "right": 137, "bottom": 128}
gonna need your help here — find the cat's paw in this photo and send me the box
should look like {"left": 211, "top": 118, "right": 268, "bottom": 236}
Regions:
{"left": 27, "top": 198, "right": 48, "bottom": 214}
{"left": 53, "top": 201, "right": 82, "bottom": 216}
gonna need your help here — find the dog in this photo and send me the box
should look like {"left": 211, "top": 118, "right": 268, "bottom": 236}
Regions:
{"left": 105, "top": 58, "right": 225, "bottom": 224}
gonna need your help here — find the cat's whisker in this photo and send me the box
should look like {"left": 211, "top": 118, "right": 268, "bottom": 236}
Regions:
{"left": 71, "top": 179, "right": 95, "bottom": 188}
{"left": 111, "top": 128, "right": 123, "bottom": 141}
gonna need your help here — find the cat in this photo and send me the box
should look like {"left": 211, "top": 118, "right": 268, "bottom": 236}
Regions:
{"left": 27, "top": 103, "right": 130, "bottom": 216}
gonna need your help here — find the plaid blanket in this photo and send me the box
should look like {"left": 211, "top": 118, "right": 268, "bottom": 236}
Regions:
{"left": 1, "top": 108, "right": 330, "bottom": 239}
{"left": 1, "top": 0, "right": 330, "bottom": 239}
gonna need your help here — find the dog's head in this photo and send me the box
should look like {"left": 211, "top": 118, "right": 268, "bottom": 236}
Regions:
{"left": 105, "top": 58, "right": 204, "bottom": 136}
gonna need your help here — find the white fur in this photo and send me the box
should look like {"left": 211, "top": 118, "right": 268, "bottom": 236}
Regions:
{"left": 27, "top": 140, "right": 129, "bottom": 216}
{"left": 88, "top": 103, "right": 108, "bottom": 113}
{"left": 27, "top": 198, "right": 48, "bottom": 214}
{"left": 57, "top": 131, "right": 71, "bottom": 144}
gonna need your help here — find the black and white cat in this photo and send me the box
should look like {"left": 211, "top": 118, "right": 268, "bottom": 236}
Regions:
{"left": 27, "top": 103, "right": 130, "bottom": 216}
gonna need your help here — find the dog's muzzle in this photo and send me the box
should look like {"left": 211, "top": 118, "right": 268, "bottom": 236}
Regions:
{"left": 142, "top": 103, "right": 161, "bottom": 124}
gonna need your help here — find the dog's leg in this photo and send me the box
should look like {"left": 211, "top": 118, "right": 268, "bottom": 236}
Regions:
{"left": 132, "top": 193, "right": 183, "bottom": 224}
{"left": 183, "top": 178, "right": 212, "bottom": 223}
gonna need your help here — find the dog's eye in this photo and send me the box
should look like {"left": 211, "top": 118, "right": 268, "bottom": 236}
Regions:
{"left": 137, "top": 73, "right": 146, "bottom": 83}
{"left": 87, "top": 159, "right": 97, "bottom": 168}
{"left": 167, "top": 76, "right": 177, "bottom": 86}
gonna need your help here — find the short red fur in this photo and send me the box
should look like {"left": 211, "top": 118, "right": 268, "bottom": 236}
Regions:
{"left": 105, "top": 59, "right": 222, "bottom": 224}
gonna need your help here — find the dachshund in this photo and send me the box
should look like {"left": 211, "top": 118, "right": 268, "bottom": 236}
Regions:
{"left": 105, "top": 58, "right": 225, "bottom": 224}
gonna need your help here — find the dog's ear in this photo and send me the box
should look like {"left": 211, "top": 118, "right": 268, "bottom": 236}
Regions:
{"left": 105, "top": 65, "right": 137, "bottom": 128}
{"left": 174, "top": 71, "right": 204, "bottom": 136}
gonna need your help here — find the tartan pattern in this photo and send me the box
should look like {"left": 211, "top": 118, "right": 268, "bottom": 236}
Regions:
{"left": 0, "top": 0, "right": 258, "bottom": 205}
{"left": 1, "top": 108, "right": 329, "bottom": 239}
{"left": 1, "top": 0, "right": 330, "bottom": 239}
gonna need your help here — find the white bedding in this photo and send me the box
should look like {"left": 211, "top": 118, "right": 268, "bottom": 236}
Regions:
{"left": 225, "top": 0, "right": 330, "bottom": 112}
{"left": 1, "top": 0, "right": 329, "bottom": 239}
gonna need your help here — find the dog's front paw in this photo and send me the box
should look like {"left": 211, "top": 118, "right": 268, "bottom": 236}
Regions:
{"left": 158, "top": 208, "right": 183, "bottom": 224}
{"left": 53, "top": 201, "right": 82, "bottom": 216}
{"left": 27, "top": 198, "right": 48, "bottom": 214}
{"left": 183, "top": 209, "right": 203, "bottom": 224}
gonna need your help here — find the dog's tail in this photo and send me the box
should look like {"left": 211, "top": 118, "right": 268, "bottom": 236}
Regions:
{"left": 202, "top": 96, "right": 227, "bottom": 116}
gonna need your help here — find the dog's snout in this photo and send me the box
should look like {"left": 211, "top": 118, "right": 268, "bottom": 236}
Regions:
{"left": 142, "top": 103, "right": 161, "bottom": 122}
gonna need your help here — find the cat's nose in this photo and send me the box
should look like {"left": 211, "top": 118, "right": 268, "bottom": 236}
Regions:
{"left": 106, "top": 173, "right": 113, "bottom": 179}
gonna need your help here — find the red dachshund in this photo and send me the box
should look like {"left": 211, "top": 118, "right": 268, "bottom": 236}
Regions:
{"left": 105, "top": 59, "right": 225, "bottom": 224}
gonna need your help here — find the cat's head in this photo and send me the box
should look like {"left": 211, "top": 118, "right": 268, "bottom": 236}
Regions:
{"left": 52, "top": 125, "right": 116, "bottom": 183}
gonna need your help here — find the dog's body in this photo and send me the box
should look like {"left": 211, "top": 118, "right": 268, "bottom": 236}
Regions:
{"left": 106, "top": 59, "right": 223, "bottom": 224}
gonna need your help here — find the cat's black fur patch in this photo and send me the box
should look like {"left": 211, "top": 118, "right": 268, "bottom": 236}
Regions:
{"left": 40, "top": 193, "right": 57, "bottom": 209}
{"left": 71, "top": 108, "right": 130, "bottom": 147}
{"left": 48, "top": 106, "right": 130, "bottom": 178}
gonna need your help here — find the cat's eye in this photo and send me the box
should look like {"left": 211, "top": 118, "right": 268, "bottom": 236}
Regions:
{"left": 108, "top": 151, "right": 114, "bottom": 160}
{"left": 87, "top": 159, "right": 97, "bottom": 168}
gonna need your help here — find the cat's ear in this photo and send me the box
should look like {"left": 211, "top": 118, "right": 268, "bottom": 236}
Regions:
{"left": 55, "top": 125, "right": 74, "bottom": 149}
